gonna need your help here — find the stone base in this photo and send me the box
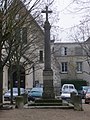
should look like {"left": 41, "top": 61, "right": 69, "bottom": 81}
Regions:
{"left": 43, "top": 69, "right": 55, "bottom": 99}
{"left": 70, "top": 93, "right": 83, "bottom": 111}
{"left": 15, "top": 96, "right": 24, "bottom": 109}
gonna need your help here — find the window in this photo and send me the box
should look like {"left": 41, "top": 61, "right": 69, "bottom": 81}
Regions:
{"left": 61, "top": 62, "right": 68, "bottom": 73}
{"left": 15, "top": 27, "right": 21, "bottom": 42}
{"left": 76, "top": 62, "right": 82, "bottom": 72}
{"left": 64, "top": 47, "right": 67, "bottom": 55}
{"left": 61, "top": 47, "right": 67, "bottom": 55}
{"left": 22, "top": 27, "right": 27, "bottom": 43}
{"left": 15, "top": 27, "right": 27, "bottom": 44}
{"left": 39, "top": 50, "right": 43, "bottom": 62}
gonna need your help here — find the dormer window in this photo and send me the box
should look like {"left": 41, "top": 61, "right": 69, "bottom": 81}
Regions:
{"left": 64, "top": 47, "right": 67, "bottom": 55}
{"left": 61, "top": 47, "right": 67, "bottom": 56}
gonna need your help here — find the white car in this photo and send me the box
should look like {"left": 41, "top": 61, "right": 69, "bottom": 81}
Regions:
{"left": 61, "top": 84, "right": 75, "bottom": 91}
{"left": 61, "top": 89, "right": 78, "bottom": 100}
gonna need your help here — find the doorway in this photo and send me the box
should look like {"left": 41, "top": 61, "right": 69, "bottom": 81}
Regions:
{"left": 8, "top": 65, "right": 25, "bottom": 89}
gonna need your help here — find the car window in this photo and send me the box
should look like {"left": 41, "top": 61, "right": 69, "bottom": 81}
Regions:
{"left": 69, "top": 86, "right": 74, "bottom": 89}
{"left": 87, "top": 89, "right": 90, "bottom": 93}
{"left": 31, "top": 88, "right": 43, "bottom": 92}
{"left": 63, "top": 86, "right": 68, "bottom": 89}
{"left": 83, "top": 87, "right": 89, "bottom": 91}
{"left": 79, "top": 86, "right": 89, "bottom": 91}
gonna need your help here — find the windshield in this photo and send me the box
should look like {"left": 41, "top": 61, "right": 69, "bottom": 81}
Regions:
{"left": 87, "top": 89, "right": 90, "bottom": 93}
{"left": 69, "top": 86, "right": 74, "bottom": 89}
{"left": 83, "top": 87, "right": 90, "bottom": 90}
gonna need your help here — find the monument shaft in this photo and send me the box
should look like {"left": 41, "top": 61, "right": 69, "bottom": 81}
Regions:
{"left": 44, "top": 21, "right": 51, "bottom": 70}
{"left": 42, "top": 6, "right": 55, "bottom": 99}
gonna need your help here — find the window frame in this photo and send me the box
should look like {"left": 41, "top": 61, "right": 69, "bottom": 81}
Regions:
{"left": 61, "top": 47, "right": 68, "bottom": 56}
{"left": 64, "top": 47, "right": 67, "bottom": 55}
{"left": 61, "top": 62, "right": 68, "bottom": 73}
{"left": 39, "top": 50, "right": 43, "bottom": 63}
{"left": 76, "top": 62, "right": 83, "bottom": 73}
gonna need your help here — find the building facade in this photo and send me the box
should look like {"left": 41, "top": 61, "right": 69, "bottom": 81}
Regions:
{"left": 3, "top": 0, "right": 44, "bottom": 92}
{"left": 3, "top": 0, "right": 90, "bottom": 94}
{"left": 52, "top": 39, "right": 90, "bottom": 86}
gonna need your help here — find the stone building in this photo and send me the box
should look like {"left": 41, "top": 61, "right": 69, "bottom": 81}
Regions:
{"left": 3, "top": 0, "right": 90, "bottom": 94}
{"left": 52, "top": 38, "right": 90, "bottom": 86}
{"left": 2, "top": 0, "right": 60, "bottom": 94}
{"left": 3, "top": 0, "right": 44, "bottom": 91}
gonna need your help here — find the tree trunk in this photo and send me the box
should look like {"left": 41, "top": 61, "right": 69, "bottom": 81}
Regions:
{"left": 9, "top": 64, "right": 13, "bottom": 104}
{"left": 0, "top": 11, "right": 3, "bottom": 104}
{"left": 0, "top": 64, "right": 3, "bottom": 104}
{"left": 17, "top": 63, "right": 20, "bottom": 96}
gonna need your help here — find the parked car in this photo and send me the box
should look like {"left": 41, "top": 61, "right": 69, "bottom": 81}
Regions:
{"left": 4, "top": 88, "right": 27, "bottom": 101}
{"left": 61, "top": 88, "right": 78, "bottom": 100}
{"left": 26, "top": 88, "right": 32, "bottom": 94}
{"left": 61, "top": 84, "right": 78, "bottom": 100}
{"left": 78, "top": 86, "right": 90, "bottom": 98}
{"left": 61, "top": 84, "right": 76, "bottom": 92}
{"left": 28, "top": 87, "right": 43, "bottom": 101}
{"left": 85, "top": 88, "right": 90, "bottom": 104}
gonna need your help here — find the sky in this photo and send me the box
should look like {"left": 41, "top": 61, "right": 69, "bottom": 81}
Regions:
{"left": 30, "top": 0, "right": 88, "bottom": 42}
{"left": 49, "top": 0, "right": 83, "bottom": 42}
{"left": 54, "top": 0, "right": 81, "bottom": 27}
{"left": 28, "top": 0, "right": 83, "bottom": 42}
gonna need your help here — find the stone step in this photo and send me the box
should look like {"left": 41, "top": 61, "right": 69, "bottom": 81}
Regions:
{"left": 28, "top": 103, "right": 64, "bottom": 106}
{"left": 24, "top": 104, "right": 74, "bottom": 109}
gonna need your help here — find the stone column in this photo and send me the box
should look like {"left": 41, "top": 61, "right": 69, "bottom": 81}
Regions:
{"left": 42, "top": 6, "right": 55, "bottom": 99}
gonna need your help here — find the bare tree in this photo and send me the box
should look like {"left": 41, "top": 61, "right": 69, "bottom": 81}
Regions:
{"left": 0, "top": 0, "right": 45, "bottom": 105}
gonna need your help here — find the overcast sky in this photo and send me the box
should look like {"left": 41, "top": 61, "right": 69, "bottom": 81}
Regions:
{"left": 49, "top": 0, "right": 83, "bottom": 42}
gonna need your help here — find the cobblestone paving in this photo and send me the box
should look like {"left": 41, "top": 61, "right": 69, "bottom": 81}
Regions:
{"left": 0, "top": 104, "right": 90, "bottom": 120}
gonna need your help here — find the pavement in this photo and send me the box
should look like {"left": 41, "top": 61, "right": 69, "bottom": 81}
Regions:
{"left": 0, "top": 104, "right": 90, "bottom": 120}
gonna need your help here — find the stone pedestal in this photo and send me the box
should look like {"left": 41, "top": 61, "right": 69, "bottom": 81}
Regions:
{"left": 15, "top": 96, "right": 24, "bottom": 109}
{"left": 43, "top": 69, "right": 55, "bottom": 99}
{"left": 70, "top": 93, "right": 83, "bottom": 111}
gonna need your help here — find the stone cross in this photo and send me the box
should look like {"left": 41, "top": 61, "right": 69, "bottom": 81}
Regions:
{"left": 42, "top": 6, "right": 52, "bottom": 22}
{"left": 42, "top": 6, "right": 55, "bottom": 99}
{"left": 42, "top": 6, "right": 52, "bottom": 70}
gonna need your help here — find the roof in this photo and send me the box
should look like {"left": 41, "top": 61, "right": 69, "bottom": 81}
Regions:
{"left": 8, "top": 0, "right": 44, "bottom": 35}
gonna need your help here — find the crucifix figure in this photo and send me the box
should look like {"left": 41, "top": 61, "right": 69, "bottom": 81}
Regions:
{"left": 42, "top": 6, "right": 55, "bottom": 99}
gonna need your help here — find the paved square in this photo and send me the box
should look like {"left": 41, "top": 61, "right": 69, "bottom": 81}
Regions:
{"left": 0, "top": 104, "right": 90, "bottom": 120}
